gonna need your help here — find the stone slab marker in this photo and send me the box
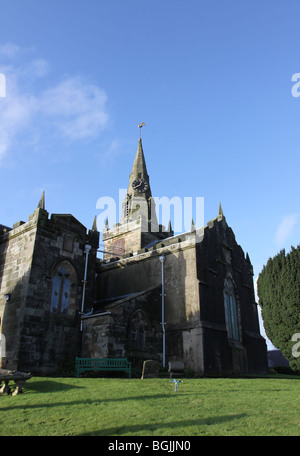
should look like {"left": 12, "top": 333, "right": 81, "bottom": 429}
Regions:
{"left": 141, "top": 360, "right": 160, "bottom": 379}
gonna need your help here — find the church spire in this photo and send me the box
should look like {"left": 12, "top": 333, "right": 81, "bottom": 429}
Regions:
{"left": 128, "top": 137, "right": 150, "bottom": 194}
{"left": 121, "top": 136, "right": 157, "bottom": 226}
{"left": 103, "top": 132, "right": 172, "bottom": 260}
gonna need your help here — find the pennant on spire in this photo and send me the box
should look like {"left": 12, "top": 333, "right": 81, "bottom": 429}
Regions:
{"left": 138, "top": 122, "right": 145, "bottom": 138}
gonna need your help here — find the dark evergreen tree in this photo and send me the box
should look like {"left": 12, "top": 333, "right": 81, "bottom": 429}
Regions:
{"left": 257, "top": 245, "right": 300, "bottom": 371}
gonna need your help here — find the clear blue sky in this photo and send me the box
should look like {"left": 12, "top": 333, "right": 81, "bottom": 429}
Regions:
{"left": 1, "top": 0, "right": 300, "bottom": 349}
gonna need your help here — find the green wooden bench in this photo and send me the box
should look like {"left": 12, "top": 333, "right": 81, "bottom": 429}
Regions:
{"left": 75, "top": 357, "right": 131, "bottom": 378}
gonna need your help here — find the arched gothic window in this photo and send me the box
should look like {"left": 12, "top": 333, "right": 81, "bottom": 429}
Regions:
{"left": 224, "top": 278, "right": 240, "bottom": 342}
{"left": 50, "top": 262, "right": 76, "bottom": 314}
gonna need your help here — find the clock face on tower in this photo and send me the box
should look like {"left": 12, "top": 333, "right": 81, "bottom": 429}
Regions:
{"left": 132, "top": 178, "right": 148, "bottom": 192}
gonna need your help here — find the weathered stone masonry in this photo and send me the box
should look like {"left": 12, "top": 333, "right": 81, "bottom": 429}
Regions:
{"left": 0, "top": 137, "right": 268, "bottom": 376}
{"left": 0, "top": 202, "right": 99, "bottom": 374}
{"left": 90, "top": 212, "right": 267, "bottom": 375}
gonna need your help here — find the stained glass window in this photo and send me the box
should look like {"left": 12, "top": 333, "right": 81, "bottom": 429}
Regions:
{"left": 50, "top": 264, "right": 72, "bottom": 314}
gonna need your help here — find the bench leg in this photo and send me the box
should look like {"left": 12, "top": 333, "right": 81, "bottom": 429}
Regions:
{"left": 12, "top": 380, "right": 26, "bottom": 396}
{"left": 0, "top": 380, "right": 11, "bottom": 395}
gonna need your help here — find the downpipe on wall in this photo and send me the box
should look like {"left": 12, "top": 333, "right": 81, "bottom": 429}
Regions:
{"left": 159, "top": 254, "right": 166, "bottom": 368}
{"left": 80, "top": 244, "right": 91, "bottom": 331}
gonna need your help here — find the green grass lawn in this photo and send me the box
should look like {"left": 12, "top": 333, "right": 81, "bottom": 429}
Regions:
{"left": 0, "top": 375, "right": 299, "bottom": 436}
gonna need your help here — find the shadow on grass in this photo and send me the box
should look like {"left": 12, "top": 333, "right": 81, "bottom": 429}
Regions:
{"left": 74, "top": 414, "right": 248, "bottom": 436}
{"left": 0, "top": 393, "right": 193, "bottom": 411}
{"left": 24, "top": 380, "right": 85, "bottom": 393}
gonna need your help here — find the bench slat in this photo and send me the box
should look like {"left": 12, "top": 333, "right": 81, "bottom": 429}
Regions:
{"left": 75, "top": 357, "right": 131, "bottom": 378}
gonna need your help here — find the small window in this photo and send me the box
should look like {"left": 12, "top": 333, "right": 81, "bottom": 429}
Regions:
{"left": 63, "top": 236, "right": 74, "bottom": 252}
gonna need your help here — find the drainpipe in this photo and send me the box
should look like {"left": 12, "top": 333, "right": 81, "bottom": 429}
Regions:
{"left": 80, "top": 244, "right": 91, "bottom": 331}
{"left": 159, "top": 254, "right": 166, "bottom": 368}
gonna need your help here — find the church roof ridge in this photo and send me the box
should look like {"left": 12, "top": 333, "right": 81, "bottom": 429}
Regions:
{"left": 94, "top": 285, "right": 159, "bottom": 310}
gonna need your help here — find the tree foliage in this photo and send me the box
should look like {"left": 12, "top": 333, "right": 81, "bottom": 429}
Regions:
{"left": 257, "top": 245, "right": 300, "bottom": 370}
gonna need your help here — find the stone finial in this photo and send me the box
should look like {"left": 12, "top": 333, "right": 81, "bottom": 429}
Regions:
{"left": 191, "top": 218, "right": 196, "bottom": 232}
{"left": 104, "top": 218, "right": 110, "bottom": 230}
{"left": 37, "top": 191, "right": 45, "bottom": 210}
{"left": 92, "top": 216, "right": 97, "bottom": 231}
{"left": 218, "top": 202, "right": 224, "bottom": 217}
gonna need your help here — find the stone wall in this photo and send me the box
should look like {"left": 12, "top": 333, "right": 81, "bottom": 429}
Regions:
{"left": 0, "top": 197, "right": 267, "bottom": 376}
{"left": 95, "top": 216, "right": 268, "bottom": 375}
{"left": 82, "top": 287, "right": 163, "bottom": 371}
{"left": 103, "top": 216, "right": 173, "bottom": 260}
{"left": 95, "top": 233, "right": 205, "bottom": 370}
{"left": 97, "top": 236, "right": 200, "bottom": 327}
{"left": 0, "top": 206, "right": 99, "bottom": 374}
{"left": 0, "top": 217, "right": 37, "bottom": 369}
{"left": 196, "top": 215, "right": 268, "bottom": 374}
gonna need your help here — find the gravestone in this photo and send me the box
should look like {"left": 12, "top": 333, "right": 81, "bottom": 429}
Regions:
{"left": 168, "top": 361, "right": 185, "bottom": 378}
{"left": 141, "top": 360, "right": 160, "bottom": 379}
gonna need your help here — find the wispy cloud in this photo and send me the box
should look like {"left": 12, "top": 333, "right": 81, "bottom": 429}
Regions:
{"left": 39, "top": 77, "right": 108, "bottom": 141}
{"left": 0, "top": 42, "right": 21, "bottom": 58}
{"left": 0, "top": 72, "right": 37, "bottom": 162}
{"left": 274, "top": 213, "right": 298, "bottom": 247}
{"left": 96, "top": 138, "right": 126, "bottom": 166}
{"left": 0, "top": 43, "right": 109, "bottom": 164}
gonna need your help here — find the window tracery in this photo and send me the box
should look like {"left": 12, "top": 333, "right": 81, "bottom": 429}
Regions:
{"left": 50, "top": 262, "right": 76, "bottom": 314}
{"left": 224, "top": 277, "right": 240, "bottom": 341}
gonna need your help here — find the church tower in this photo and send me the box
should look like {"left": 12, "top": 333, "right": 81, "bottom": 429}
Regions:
{"left": 120, "top": 137, "right": 158, "bottom": 226}
{"left": 102, "top": 137, "right": 173, "bottom": 260}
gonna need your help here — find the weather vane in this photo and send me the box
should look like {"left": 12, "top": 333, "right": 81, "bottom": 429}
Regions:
{"left": 138, "top": 122, "right": 145, "bottom": 138}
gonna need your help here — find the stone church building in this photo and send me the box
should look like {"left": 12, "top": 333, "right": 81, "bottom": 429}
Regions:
{"left": 0, "top": 137, "right": 268, "bottom": 376}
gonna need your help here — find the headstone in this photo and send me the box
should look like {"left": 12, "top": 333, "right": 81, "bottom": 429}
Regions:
{"left": 141, "top": 360, "right": 160, "bottom": 379}
{"left": 168, "top": 361, "right": 185, "bottom": 378}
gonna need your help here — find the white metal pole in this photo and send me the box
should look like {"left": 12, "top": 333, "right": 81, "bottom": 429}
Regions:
{"left": 80, "top": 244, "right": 91, "bottom": 331}
{"left": 159, "top": 255, "right": 166, "bottom": 368}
